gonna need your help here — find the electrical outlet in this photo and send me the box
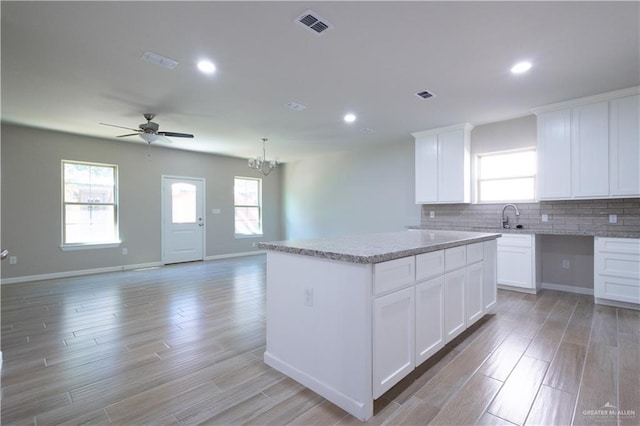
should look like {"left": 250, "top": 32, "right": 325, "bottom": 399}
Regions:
{"left": 9, "top": 256, "right": 17, "bottom": 265}
{"left": 304, "top": 288, "right": 314, "bottom": 307}
{"left": 429, "top": 211, "right": 435, "bottom": 219}
{"left": 609, "top": 214, "right": 617, "bottom": 224}
{"left": 541, "top": 214, "right": 548, "bottom": 222}
{"left": 562, "top": 259, "right": 570, "bottom": 269}
{"left": 122, "top": 248, "right": 128, "bottom": 255}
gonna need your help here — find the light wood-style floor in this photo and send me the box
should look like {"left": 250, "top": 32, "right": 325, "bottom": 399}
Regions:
{"left": 1, "top": 256, "right": 638, "bottom": 425}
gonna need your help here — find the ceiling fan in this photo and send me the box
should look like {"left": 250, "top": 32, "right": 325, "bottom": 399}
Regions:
{"left": 100, "top": 113, "right": 194, "bottom": 144}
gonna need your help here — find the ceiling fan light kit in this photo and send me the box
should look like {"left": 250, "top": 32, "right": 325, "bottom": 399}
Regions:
{"left": 248, "top": 138, "right": 279, "bottom": 176}
{"left": 100, "top": 113, "right": 194, "bottom": 144}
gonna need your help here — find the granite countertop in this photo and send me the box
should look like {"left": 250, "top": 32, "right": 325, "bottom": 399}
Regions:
{"left": 258, "top": 230, "right": 501, "bottom": 264}
{"left": 407, "top": 225, "right": 640, "bottom": 239}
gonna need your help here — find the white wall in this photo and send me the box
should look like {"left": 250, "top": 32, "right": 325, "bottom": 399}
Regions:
{"left": 282, "top": 140, "right": 420, "bottom": 240}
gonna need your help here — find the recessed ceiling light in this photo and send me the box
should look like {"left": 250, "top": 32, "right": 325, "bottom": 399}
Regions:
{"left": 197, "top": 60, "right": 216, "bottom": 74}
{"left": 510, "top": 61, "right": 532, "bottom": 74}
{"left": 344, "top": 113, "right": 356, "bottom": 123}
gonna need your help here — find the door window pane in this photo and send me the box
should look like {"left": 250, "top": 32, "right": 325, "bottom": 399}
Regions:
{"left": 171, "top": 183, "right": 196, "bottom": 224}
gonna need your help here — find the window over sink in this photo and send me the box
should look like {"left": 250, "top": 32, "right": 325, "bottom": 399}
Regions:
{"left": 476, "top": 148, "right": 536, "bottom": 203}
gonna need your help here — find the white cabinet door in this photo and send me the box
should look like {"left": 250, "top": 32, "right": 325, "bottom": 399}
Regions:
{"left": 483, "top": 240, "right": 497, "bottom": 311}
{"left": 496, "top": 234, "right": 535, "bottom": 291}
{"left": 537, "top": 109, "right": 571, "bottom": 199}
{"left": 497, "top": 246, "right": 533, "bottom": 289}
{"left": 438, "top": 129, "right": 469, "bottom": 203}
{"left": 413, "top": 123, "right": 472, "bottom": 204}
{"left": 415, "top": 135, "right": 438, "bottom": 203}
{"left": 610, "top": 95, "right": 640, "bottom": 197}
{"left": 444, "top": 269, "right": 466, "bottom": 343}
{"left": 415, "top": 276, "right": 444, "bottom": 365}
{"left": 465, "top": 262, "right": 484, "bottom": 326}
{"left": 594, "top": 237, "right": 640, "bottom": 305}
{"left": 373, "top": 286, "right": 415, "bottom": 398}
{"left": 571, "top": 102, "right": 609, "bottom": 198}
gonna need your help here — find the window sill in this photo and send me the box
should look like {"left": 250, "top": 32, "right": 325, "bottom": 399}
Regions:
{"left": 234, "top": 234, "right": 263, "bottom": 239}
{"left": 60, "top": 241, "right": 122, "bottom": 251}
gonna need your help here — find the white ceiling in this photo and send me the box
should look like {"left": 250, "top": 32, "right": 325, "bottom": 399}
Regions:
{"left": 2, "top": 1, "right": 638, "bottom": 162}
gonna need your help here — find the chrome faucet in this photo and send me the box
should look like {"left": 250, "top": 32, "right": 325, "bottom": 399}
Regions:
{"left": 502, "top": 204, "right": 520, "bottom": 229}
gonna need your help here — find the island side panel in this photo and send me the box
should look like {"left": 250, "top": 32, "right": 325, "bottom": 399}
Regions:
{"left": 263, "top": 251, "right": 374, "bottom": 420}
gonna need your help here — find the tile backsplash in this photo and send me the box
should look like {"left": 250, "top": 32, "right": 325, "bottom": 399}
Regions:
{"left": 420, "top": 198, "right": 640, "bottom": 237}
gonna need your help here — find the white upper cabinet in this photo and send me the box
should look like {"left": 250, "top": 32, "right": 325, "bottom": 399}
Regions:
{"left": 533, "top": 87, "right": 640, "bottom": 200}
{"left": 571, "top": 101, "right": 609, "bottom": 198}
{"left": 610, "top": 95, "right": 640, "bottom": 196}
{"left": 537, "top": 109, "right": 571, "bottom": 199}
{"left": 413, "top": 123, "right": 473, "bottom": 204}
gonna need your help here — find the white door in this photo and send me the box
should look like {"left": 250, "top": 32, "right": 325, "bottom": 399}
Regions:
{"left": 162, "top": 176, "right": 205, "bottom": 264}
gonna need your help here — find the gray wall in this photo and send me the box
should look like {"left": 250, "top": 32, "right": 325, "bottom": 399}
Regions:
{"left": 1, "top": 124, "right": 283, "bottom": 280}
{"left": 282, "top": 140, "right": 420, "bottom": 240}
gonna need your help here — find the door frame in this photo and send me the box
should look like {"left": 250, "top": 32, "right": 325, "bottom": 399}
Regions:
{"left": 161, "top": 174, "right": 206, "bottom": 265}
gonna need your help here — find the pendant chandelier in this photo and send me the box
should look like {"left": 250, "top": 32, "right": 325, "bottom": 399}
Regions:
{"left": 248, "top": 138, "right": 279, "bottom": 176}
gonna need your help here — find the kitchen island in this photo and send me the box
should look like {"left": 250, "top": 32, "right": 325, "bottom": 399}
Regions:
{"left": 258, "top": 230, "right": 501, "bottom": 420}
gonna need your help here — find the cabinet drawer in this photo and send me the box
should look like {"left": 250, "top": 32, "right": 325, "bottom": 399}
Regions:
{"left": 595, "top": 274, "right": 640, "bottom": 304}
{"left": 374, "top": 256, "right": 415, "bottom": 295}
{"left": 445, "top": 246, "right": 466, "bottom": 272}
{"left": 416, "top": 250, "right": 445, "bottom": 281}
{"left": 497, "top": 234, "right": 533, "bottom": 248}
{"left": 596, "top": 237, "right": 640, "bottom": 256}
{"left": 466, "top": 243, "right": 484, "bottom": 264}
{"left": 597, "top": 253, "right": 640, "bottom": 280}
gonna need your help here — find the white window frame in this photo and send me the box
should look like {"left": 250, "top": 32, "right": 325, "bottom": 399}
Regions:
{"left": 61, "top": 160, "right": 120, "bottom": 250}
{"left": 234, "top": 176, "right": 263, "bottom": 237}
{"left": 475, "top": 148, "right": 537, "bottom": 204}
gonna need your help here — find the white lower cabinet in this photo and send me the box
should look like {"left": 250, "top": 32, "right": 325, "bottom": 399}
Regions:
{"left": 483, "top": 239, "right": 497, "bottom": 311}
{"left": 373, "top": 286, "right": 415, "bottom": 398}
{"left": 497, "top": 234, "right": 540, "bottom": 292}
{"left": 594, "top": 237, "right": 640, "bottom": 307}
{"left": 415, "top": 276, "right": 444, "bottom": 365}
{"left": 373, "top": 239, "right": 497, "bottom": 399}
{"left": 465, "top": 262, "right": 484, "bottom": 326}
{"left": 444, "top": 268, "right": 466, "bottom": 342}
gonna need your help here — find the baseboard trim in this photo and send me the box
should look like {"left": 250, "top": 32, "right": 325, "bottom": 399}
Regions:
{"left": 0, "top": 251, "right": 266, "bottom": 285}
{"left": 497, "top": 284, "right": 538, "bottom": 294}
{"left": 541, "top": 282, "right": 594, "bottom": 296}
{"left": 204, "top": 250, "right": 265, "bottom": 261}
{"left": 595, "top": 297, "right": 640, "bottom": 311}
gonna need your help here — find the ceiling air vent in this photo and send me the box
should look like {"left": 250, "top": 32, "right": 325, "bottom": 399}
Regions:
{"left": 141, "top": 51, "right": 179, "bottom": 70}
{"left": 295, "top": 9, "right": 333, "bottom": 35}
{"left": 416, "top": 90, "right": 436, "bottom": 100}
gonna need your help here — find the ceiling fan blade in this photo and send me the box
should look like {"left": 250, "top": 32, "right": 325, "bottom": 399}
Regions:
{"left": 100, "top": 122, "right": 140, "bottom": 132}
{"left": 117, "top": 133, "right": 141, "bottom": 137}
{"left": 158, "top": 131, "right": 194, "bottom": 138}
